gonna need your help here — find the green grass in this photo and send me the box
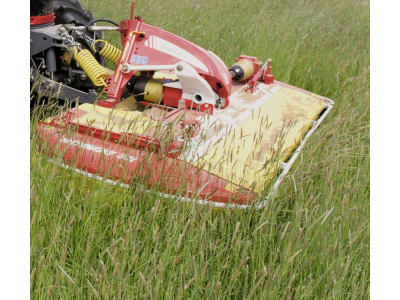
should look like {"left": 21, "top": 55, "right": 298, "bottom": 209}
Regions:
{"left": 30, "top": 0, "right": 369, "bottom": 298}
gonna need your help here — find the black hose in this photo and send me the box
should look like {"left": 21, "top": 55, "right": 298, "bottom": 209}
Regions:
{"left": 83, "top": 18, "right": 119, "bottom": 34}
{"left": 81, "top": 19, "right": 119, "bottom": 62}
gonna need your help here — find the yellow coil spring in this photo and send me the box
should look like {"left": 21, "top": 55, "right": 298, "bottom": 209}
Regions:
{"left": 73, "top": 48, "right": 107, "bottom": 87}
{"left": 93, "top": 40, "right": 121, "bottom": 64}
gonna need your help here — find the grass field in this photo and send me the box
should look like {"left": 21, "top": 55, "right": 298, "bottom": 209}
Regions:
{"left": 30, "top": 0, "right": 370, "bottom": 298}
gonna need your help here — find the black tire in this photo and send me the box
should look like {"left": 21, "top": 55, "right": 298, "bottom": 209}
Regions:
{"left": 53, "top": 0, "right": 103, "bottom": 39}
{"left": 53, "top": 0, "right": 95, "bottom": 26}
{"left": 31, "top": 0, "right": 53, "bottom": 16}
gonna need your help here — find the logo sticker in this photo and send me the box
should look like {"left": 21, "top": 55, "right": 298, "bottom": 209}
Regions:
{"left": 130, "top": 55, "right": 149, "bottom": 65}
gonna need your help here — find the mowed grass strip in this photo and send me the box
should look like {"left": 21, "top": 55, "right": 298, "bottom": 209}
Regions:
{"left": 30, "top": 0, "right": 369, "bottom": 298}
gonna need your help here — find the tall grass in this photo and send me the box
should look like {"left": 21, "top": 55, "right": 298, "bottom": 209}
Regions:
{"left": 30, "top": 0, "right": 369, "bottom": 298}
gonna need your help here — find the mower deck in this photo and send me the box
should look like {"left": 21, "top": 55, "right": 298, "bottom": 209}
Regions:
{"left": 38, "top": 80, "right": 333, "bottom": 208}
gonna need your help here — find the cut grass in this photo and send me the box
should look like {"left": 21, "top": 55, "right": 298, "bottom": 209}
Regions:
{"left": 30, "top": 0, "right": 369, "bottom": 298}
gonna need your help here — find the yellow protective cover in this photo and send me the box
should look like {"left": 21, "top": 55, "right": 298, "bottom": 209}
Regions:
{"left": 70, "top": 103, "right": 158, "bottom": 135}
{"left": 193, "top": 85, "right": 327, "bottom": 193}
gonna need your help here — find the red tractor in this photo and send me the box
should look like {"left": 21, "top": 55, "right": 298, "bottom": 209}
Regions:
{"left": 31, "top": 0, "right": 107, "bottom": 104}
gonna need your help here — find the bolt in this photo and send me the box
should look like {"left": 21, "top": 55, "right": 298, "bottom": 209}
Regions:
{"left": 58, "top": 26, "right": 67, "bottom": 33}
{"left": 121, "top": 65, "right": 129, "bottom": 73}
{"left": 176, "top": 65, "right": 183, "bottom": 72}
{"left": 80, "top": 74, "right": 87, "bottom": 80}
{"left": 216, "top": 98, "right": 225, "bottom": 108}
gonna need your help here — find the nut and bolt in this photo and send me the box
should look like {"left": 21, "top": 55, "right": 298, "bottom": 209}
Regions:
{"left": 121, "top": 65, "right": 129, "bottom": 73}
{"left": 216, "top": 98, "right": 226, "bottom": 108}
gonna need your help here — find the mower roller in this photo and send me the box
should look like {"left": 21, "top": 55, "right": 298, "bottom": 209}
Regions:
{"left": 32, "top": 2, "right": 333, "bottom": 208}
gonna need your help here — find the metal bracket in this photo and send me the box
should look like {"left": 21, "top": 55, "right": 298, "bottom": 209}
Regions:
{"left": 121, "top": 61, "right": 218, "bottom": 107}
{"left": 32, "top": 72, "right": 97, "bottom": 104}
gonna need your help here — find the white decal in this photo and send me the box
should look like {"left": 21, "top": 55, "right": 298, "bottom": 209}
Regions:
{"left": 60, "top": 138, "right": 138, "bottom": 163}
{"left": 144, "top": 36, "right": 209, "bottom": 72}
